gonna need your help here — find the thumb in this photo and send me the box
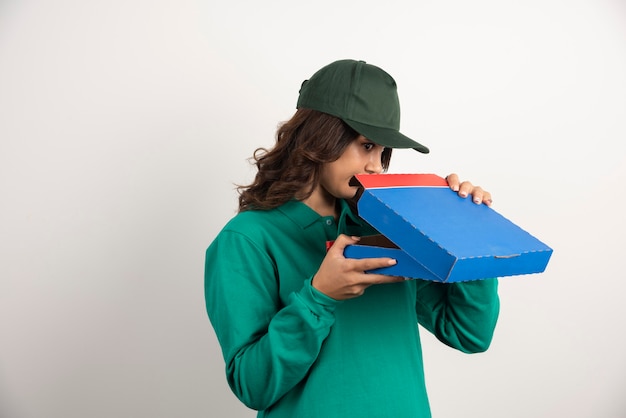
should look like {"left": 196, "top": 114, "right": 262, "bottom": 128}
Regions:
{"left": 328, "top": 234, "right": 360, "bottom": 254}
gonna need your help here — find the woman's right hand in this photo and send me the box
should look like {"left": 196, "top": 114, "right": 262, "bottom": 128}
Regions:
{"left": 311, "top": 234, "right": 405, "bottom": 300}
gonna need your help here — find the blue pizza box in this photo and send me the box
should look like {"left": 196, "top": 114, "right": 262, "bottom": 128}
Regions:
{"left": 344, "top": 173, "right": 553, "bottom": 282}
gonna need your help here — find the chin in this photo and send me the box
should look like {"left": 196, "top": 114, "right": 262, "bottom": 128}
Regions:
{"left": 343, "top": 186, "right": 359, "bottom": 200}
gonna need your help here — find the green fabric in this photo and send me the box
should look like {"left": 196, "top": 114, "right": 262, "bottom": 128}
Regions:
{"left": 205, "top": 199, "right": 499, "bottom": 417}
{"left": 296, "top": 59, "right": 429, "bottom": 153}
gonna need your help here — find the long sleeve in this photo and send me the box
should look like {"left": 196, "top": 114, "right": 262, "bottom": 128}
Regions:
{"left": 415, "top": 278, "right": 500, "bottom": 353}
{"left": 205, "top": 229, "right": 341, "bottom": 411}
{"left": 204, "top": 201, "right": 462, "bottom": 417}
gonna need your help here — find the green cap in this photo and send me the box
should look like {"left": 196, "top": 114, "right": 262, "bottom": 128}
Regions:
{"left": 296, "top": 59, "right": 429, "bottom": 153}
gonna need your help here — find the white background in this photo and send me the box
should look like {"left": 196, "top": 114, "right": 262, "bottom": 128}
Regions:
{"left": 1, "top": 1, "right": 625, "bottom": 417}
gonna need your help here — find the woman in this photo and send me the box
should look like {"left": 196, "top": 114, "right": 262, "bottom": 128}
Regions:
{"left": 205, "top": 59, "right": 499, "bottom": 417}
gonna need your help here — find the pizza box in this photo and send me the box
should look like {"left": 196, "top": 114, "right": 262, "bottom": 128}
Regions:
{"left": 344, "top": 173, "right": 553, "bottom": 282}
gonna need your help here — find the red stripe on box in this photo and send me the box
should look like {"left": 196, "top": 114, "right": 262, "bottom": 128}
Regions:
{"left": 354, "top": 173, "right": 448, "bottom": 189}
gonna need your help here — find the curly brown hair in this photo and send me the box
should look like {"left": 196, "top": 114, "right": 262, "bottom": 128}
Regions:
{"left": 238, "top": 108, "right": 392, "bottom": 212}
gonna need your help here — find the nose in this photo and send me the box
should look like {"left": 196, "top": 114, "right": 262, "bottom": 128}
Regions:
{"left": 365, "top": 153, "right": 383, "bottom": 174}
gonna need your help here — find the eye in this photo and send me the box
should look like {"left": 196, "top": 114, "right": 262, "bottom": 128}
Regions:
{"left": 363, "top": 142, "right": 375, "bottom": 151}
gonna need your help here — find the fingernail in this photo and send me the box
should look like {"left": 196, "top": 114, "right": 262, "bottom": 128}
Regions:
{"left": 388, "top": 259, "right": 397, "bottom": 265}
{"left": 474, "top": 198, "right": 481, "bottom": 204}
{"left": 460, "top": 191, "right": 467, "bottom": 197}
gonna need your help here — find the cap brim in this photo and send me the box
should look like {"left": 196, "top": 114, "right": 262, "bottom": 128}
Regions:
{"left": 344, "top": 119, "right": 430, "bottom": 154}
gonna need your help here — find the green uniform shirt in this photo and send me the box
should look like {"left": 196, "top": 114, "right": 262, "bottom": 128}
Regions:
{"left": 205, "top": 199, "right": 499, "bottom": 417}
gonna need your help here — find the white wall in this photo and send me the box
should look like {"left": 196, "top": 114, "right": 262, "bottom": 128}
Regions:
{"left": 1, "top": 1, "right": 625, "bottom": 417}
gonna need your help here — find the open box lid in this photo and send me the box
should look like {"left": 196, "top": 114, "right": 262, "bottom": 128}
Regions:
{"left": 345, "top": 173, "right": 553, "bottom": 282}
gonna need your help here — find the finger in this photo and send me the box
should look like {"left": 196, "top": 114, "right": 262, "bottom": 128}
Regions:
{"left": 470, "top": 186, "right": 484, "bottom": 204}
{"left": 483, "top": 191, "right": 493, "bottom": 207}
{"left": 359, "top": 273, "right": 406, "bottom": 285}
{"left": 328, "top": 234, "right": 360, "bottom": 254}
{"left": 445, "top": 173, "right": 460, "bottom": 192}
{"left": 468, "top": 186, "right": 493, "bottom": 205}
{"left": 457, "top": 181, "right": 473, "bottom": 198}
{"left": 352, "top": 257, "right": 397, "bottom": 272}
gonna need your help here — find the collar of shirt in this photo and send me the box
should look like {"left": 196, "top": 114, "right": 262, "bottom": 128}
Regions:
{"left": 277, "top": 199, "right": 365, "bottom": 231}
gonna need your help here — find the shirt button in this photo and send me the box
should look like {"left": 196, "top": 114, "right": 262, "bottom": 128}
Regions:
{"left": 325, "top": 219, "right": 333, "bottom": 226}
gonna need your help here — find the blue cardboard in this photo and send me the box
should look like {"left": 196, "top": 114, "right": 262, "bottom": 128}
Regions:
{"left": 344, "top": 174, "right": 553, "bottom": 282}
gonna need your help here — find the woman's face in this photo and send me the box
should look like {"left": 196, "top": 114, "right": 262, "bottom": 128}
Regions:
{"left": 319, "top": 135, "right": 386, "bottom": 200}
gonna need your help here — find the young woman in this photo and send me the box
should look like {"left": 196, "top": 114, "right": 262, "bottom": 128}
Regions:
{"left": 205, "top": 60, "right": 499, "bottom": 418}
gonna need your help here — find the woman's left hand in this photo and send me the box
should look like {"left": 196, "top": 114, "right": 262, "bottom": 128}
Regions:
{"left": 445, "top": 173, "right": 493, "bottom": 207}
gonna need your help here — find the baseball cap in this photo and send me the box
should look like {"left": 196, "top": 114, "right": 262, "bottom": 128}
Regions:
{"left": 296, "top": 59, "right": 429, "bottom": 153}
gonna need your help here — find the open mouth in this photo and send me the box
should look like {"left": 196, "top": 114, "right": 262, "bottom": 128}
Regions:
{"left": 349, "top": 176, "right": 365, "bottom": 201}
